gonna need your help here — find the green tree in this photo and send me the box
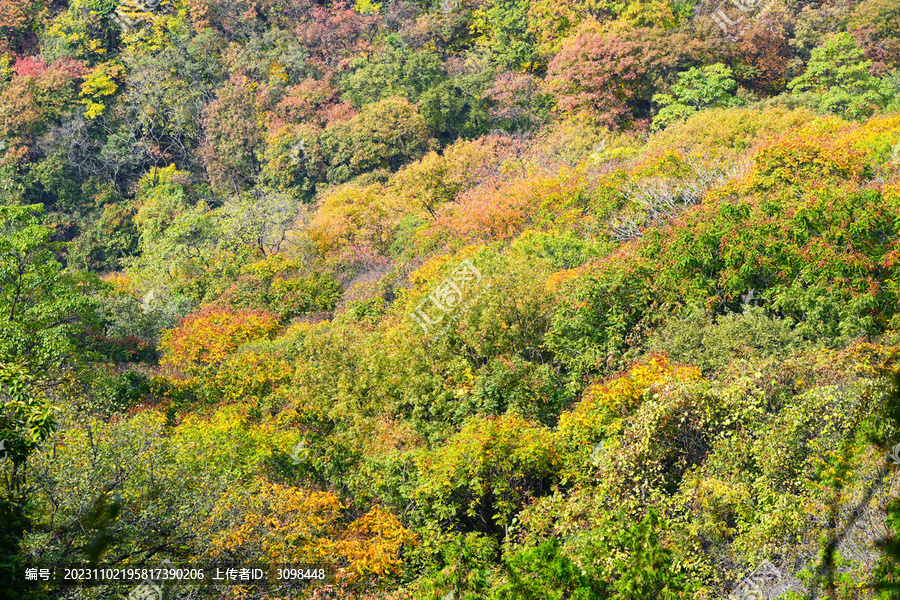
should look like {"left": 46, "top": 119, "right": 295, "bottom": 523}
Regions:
{"left": 493, "top": 537, "right": 606, "bottom": 600}
{"left": 130, "top": 168, "right": 220, "bottom": 302}
{"left": 67, "top": 202, "right": 140, "bottom": 271}
{"left": 0, "top": 362, "right": 55, "bottom": 600}
{"left": 496, "top": 509, "right": 696, "bottom": 600}
{"left": 0, "top": 204, "right": 99, "bottom": 371}
{"left": 874, "top": 374, "right": 900, "bottom": 598}
{"left": 651, "top": 63, "right": 745, "bottom": 130}
{"left": 476, "top": 0, "right": 538, "bottom": 72}
{"left": 340, "top": 42, "right": 445, "bottom": 108}
{"left": 321, "top": 97, "right": 433, "bottom": 183}
{"left": 0, "top": 363, "right": 55, "bottom": 469}
{"left": 217, "top": 188, "right": 301, "bottom": 256}
{"left": 603, "top": 509, "right": 695, "bottom": 599}
{"left": 412, "top": 414, "right": 559, "bottom": 535}
{"left": 787, "top": 32, "right": 884, "bottom": 120}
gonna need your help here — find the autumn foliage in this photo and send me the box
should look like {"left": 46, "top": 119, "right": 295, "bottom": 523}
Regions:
{"left": 4, "top": 0, "right": 900, "bottom": 596}
{"left": 206, "top": 483, "right": 416, "bottom": 584}
{"left": 159, "top": 305, "right": 280, "bottom": 378}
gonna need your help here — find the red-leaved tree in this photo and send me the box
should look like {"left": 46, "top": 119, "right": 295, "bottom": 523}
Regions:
{"left": 545, "top": 21, "right": 701, "bottom": 130}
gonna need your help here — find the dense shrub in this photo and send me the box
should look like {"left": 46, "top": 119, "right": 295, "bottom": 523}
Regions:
{"left": 412, "top": 414, "right": 559, "bottom": 534}
{"left": 649, "top": 305, "right": 802, "bottom": 373}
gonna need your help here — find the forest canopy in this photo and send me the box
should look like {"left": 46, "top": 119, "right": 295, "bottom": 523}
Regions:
{"left": 2, "top": 0, "right": 900, "bottom": 598}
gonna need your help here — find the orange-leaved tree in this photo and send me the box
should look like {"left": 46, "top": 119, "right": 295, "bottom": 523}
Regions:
{"left": 555, "top": 355, "right": 704, "bottom": 478}
{"left": 204, "top": 483, "right": 416, "bottom": 587}
{"left": 159, "top": 305, "right": 281, "bottom": 382}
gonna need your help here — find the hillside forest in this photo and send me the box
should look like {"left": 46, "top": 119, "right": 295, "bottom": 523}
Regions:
{"left": 2, "top": 0, "right": 900, "bottom": 597}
